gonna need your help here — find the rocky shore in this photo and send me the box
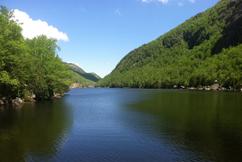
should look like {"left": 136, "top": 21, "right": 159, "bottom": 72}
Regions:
{"left": 0, "top": 93, "right": 64, "bottom": 108}
{"left": 0, "top": 97, "right": 25, "bottom": 107}
{"left": 173, "top": 83, "right": 242, "bottom": 92}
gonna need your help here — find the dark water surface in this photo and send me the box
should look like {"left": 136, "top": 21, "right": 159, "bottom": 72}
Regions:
{"left": 0, "top": 88, "right": 242, "bottom": 162}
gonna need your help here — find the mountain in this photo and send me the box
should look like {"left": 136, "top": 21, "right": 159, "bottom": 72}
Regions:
{"left": 67, "top": 69, "right": 95, "bottom": 88}
{"left": 66, "top": 63, "right": 101, "bottom": 82}
{"left": 99, "top": 0, "right": 242, "bottom": 89}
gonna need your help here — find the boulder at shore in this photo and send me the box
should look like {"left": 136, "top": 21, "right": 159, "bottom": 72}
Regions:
{"left": 0, "top": 100, "right": 4, "bottom": 105}
{"left": 12, "top": 98, "right": 24, "bottom": 107}
{"left": 211, "top": 84, "right": 220, "bottom": 91}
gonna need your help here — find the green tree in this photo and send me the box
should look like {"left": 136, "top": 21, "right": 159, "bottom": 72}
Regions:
{"left": 0, "top": 6, "right": 27, "bottom": 99}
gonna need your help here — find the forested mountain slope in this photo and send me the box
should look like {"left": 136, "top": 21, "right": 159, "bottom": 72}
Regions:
{"left": 99, "top": 0, "right": 242, "bottom": 89}
{"left": 66, "top": 63, "right": 101, "bottom": 82}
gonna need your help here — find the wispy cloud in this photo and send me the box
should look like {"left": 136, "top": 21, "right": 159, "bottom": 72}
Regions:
{"left": 114, "top": 9, "right": 122, "bottom": 16}
{"left": 141, "top": 0, "right": 196, "bottom": 5}
{"left": 188, "top": 0, "right": 196, "bottom": 3}
{"left": 12, "top": 9, "right": 69, "bottom": 42}
{"left": 141, "top": 0, "right": 169, "bottom": 4}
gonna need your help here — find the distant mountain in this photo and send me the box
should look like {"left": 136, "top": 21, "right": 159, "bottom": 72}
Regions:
{"left": 99, "top": 0, "right": 242, "bottom": 89}
{"left": 66, "top": 63, "right": 101, "bottom": 82}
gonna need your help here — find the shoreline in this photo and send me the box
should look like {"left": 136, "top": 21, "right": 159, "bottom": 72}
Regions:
{"left": 0, "top": 93, "right": 64, "bottom": 108}
{"left": 97, "top": 86, "right": 242, "bottom": 92}
{"left": 1, "top": 86, "right": 241, "bottom": 108}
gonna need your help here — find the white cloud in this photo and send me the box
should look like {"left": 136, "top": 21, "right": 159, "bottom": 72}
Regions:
{"left": 141, "top": 0, "right": 169, "bottom": 4}
{"left": 12, "top": 9, "right": 69, "bottom": 42}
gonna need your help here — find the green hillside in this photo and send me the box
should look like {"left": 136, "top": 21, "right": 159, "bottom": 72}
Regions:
{"left": 66, "top": 63, "right": 101, "bottom": 82}
{"left": 67, "top": 70, "right": 95, "bottom": 87}
{"left": 99, "top": 0, "right": 242, "bottom": 89}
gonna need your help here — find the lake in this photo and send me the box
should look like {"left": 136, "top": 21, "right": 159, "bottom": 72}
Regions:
{"left": 0, "top": 88, "right": 242, "bottom": 162}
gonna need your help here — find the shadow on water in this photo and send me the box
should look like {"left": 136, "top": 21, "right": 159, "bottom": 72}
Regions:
{"left": 129, "top": 90, "right": 242, "bottom": 162}
{"left": 0, "top": 99, "right": 73, "bottom": 162}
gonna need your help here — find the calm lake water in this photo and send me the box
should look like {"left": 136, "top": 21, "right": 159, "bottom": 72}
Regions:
{"left": 0, "top": 88, "right": 242, "bottom": 162}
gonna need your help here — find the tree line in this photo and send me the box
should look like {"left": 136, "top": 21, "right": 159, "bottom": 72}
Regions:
{"left": 0, "top": 6, "right": 89, "bottom": 101}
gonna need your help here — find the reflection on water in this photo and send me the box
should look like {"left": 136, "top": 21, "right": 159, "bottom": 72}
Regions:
{"left": 0, "top": 100, "right": 72, "bottom": 162}
{"left": 0, "top": 89, "right": 242, "bottom": 162}
{"left": 130, "top": 90, "right": 242, "bottom": 162}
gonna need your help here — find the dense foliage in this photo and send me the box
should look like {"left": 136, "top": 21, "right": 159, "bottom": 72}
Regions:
{"left": 0, "top": 7, "right": 92, "bottom": 100}
{"left": 99, "top": 0, "right": 242, "bottom": 89}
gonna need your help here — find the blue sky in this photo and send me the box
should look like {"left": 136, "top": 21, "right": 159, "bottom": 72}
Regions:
{"left": 2, "top": 0, "right": 218, "bottom": 77}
